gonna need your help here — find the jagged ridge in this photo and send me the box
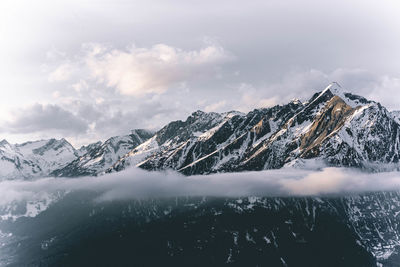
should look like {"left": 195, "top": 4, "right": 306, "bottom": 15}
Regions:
{"left": 2, "top": 83, "right": 400, "bottom": 178}
{"left": 107, "top": 83, "right": 400, "bottom": 175}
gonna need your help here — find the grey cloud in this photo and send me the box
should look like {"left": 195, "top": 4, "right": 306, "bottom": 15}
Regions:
{"left": 2, "top": 0, "right": 400, "bottom": 144}
{"left": 329, "top": 69, "right": 379, "bottom": 91}
{"left": 59, "top": 98, "right": 183, "bottom": 141}
{"left": 231, "top": 68, "right": 400, "bottom": 112}
{"left": 2, "top": 104, "right": 88, "bottom": 135}
{"left": 76, "top": 102, "right": 103, "bottom": 122}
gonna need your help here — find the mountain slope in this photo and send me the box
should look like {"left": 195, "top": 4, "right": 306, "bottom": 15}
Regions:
{"left": 107, "top": 83, "right": 400, "bottom": 175}
{"left": 0, "top": 138, "right": 78, "bottom": 180}
{"left": 6, "top": 192, "right": 400, "bottom": 266}
{"left": 51, "top": 129, "right": 153, "bottom": 177}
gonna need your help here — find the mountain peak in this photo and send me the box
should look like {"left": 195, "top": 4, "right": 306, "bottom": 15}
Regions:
{"left": 320, "top": 82, "right": 344, "bottom": 96}
{"left": 318, "top": 82, "right": 368, "bottom": 108}
{"left": 0, "top": 139, "right": 10, "bottom": 146}
{"left": 191, "top": 110, "right": 207, "bottom": 117}
{"left": 327, "top": 81, "right": 342, "bottom": 90}
{"left": 59, "top": 138, "right": 69, "bottom": 144}
{"left": 289, "top": 98, "right": 302, "bottom": 105}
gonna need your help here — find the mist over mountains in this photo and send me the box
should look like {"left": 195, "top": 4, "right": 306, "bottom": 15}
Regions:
{"left": 3, "top": 167, "right": 400, "bottom": 266}
{"left": 3, "top": 83, "right": 400, "bottom": 266}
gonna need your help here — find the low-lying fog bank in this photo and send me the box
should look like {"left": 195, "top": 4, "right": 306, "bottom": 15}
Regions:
{"left": 1, "top": 167, "right": 400, "bottom": 207}
{"left": 2, "top": 167, "right": 400, "bottom": 266}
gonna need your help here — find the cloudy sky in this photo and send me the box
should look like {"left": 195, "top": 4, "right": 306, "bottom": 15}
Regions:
{"left": 1, "top": 0, "right": 400, "bottom": 147}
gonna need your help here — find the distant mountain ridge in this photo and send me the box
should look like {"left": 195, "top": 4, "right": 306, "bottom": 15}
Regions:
{"left": 0, "top": 130, "right": 153, "bottom": 179}
{"left": 0, "top": 138, "right": 78, "bottom": 179}
{"left": 2, "top": 83, "right": 400, "bottom": 179}
{"left": 52, "top": 129, "right": 153, "bottom": 177}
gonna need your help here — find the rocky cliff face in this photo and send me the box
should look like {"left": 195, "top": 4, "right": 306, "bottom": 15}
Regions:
{"left": 107, "top": 83, "right": 400, "bottom": 175}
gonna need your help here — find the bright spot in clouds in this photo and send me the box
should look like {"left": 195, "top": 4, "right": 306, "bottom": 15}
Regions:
{"left": 83, "top": 43, "right": 232, "bottom": 96}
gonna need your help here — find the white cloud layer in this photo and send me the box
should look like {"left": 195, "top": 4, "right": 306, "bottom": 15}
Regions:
{"left": 2, "top": 167, "right": 400, "bottom": 207}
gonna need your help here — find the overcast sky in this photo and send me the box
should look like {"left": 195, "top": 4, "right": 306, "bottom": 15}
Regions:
{"left": 1, "top": 0, "right": 400, "bottom": 147}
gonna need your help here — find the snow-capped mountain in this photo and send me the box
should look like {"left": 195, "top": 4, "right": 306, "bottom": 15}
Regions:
{"left": 0, "top": 129, "right": 153, "bottom": 179}
{"left": 106, "top": 83, "right": 400, "bottom": 175}
{"left": 51, "top": 129, "right": 153, "bottom": 177}
{"left": 0, "top": 138, "right": 78, "bottom": 180}
{"left": 2, "top": 83, "right": 400, "bottom": 178}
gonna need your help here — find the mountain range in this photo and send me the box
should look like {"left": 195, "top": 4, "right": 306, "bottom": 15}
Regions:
{"left": 2, "top": 82, "right": 400, "bottom": 179}
{"left": 3, "top": 83, "right": 400, "bottom": 266}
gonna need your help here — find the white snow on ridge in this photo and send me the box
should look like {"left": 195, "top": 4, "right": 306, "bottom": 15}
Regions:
{"left": 115, "top": 136, "right": 160, "bottom": 168}
{"left": 326, "top": 82, "right": 370, "bottom": 108}
{"left": 0, "top": 139, "right": 78, "bottom": 180}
